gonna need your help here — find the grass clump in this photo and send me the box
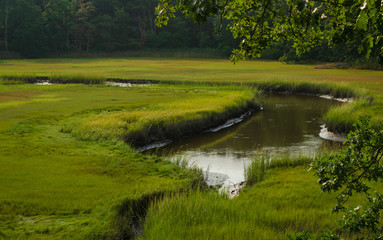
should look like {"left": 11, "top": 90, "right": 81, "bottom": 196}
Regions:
{"left": 245, "top": 157, "right": 267, "bottom": 185}
{"left": 324, "top": 97, "right": 383, "bottom": 133}
{"left": 245, "top": 155, "right": 314, "bottom": 186}
{"left": 171, "top": 156, "right": 207, "bottom": 190}
{"left": 0, "top": 73, "right": 38, "bottom": 84}
{"left": 49, "top": 74, "right": 106, "bottom": 84}
{"left": 255, "top": 80, "right": 358, "bottom": 98}
{"left": 0, "top": 73, "right": 106, "bottom": 85}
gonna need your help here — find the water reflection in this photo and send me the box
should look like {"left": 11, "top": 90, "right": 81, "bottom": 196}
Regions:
{"left": 149, "top": 94, "right": 341, "bottom": 183}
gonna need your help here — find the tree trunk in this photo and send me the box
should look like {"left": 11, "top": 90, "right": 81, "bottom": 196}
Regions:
{"left": 149, "top": 9, "right": 154, "bottom": 33}
{"left": 5, "top": 6, "right": 8, "bottom": 54}
{"left": 138, "top": 17, "right": 145, "bottom": 44}
{"left": 66, "top": 30, "right": 70, "bottom": 51}
{"left": 86, "top": 33, "right": 90, "bottom": 52}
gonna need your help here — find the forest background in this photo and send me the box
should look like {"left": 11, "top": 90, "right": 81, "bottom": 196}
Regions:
{"left": 1, "top": 0, "right": 381, "bottom": 64}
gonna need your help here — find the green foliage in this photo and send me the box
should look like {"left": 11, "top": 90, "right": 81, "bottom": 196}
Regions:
{"left": 8, "top": 0, "right": 48, "bottom": 57}
{"left": 156, "top": 0, "right": 383, "bottom": 63}
{"left": 313, "top": 116, "right": 383, "bottom": 234}
{"left": 2, "top": 0, "right": 382, "bottom": 61}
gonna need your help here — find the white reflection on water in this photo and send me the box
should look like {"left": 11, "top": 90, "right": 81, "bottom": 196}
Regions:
{"left": 177, "top": 133, "right": 325, "bottom": 183}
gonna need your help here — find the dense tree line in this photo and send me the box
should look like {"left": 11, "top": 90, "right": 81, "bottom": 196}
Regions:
{"left": 0, "top": 0, "right": 236, "bottom": 58}
{"left": 0, "top": 0, "right": 380, "bottom": 63}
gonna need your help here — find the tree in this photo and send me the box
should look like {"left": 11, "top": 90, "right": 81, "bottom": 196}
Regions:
{"left": 8, "top": 0, "right": 48, "bottom": 58}
{"left": 312, "top": 116, "right": 383, "bottom": 236}
{"left": 71, "top": 0, "right": 96, "bottom": 51}
{"left": 2, "top": 0, "right": 9, "bottom": 54}
{"left": 42, "top": 0, "right": 72, "bottom": 52}
{"left": 155, "top": 0, "right": 383, "bottom": 62}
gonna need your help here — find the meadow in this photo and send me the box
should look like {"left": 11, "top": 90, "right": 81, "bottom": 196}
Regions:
{"left": 0, "top": 82, "right": 257, "bottom": 239}
{"left": 1, "top": 58, "right": 382, "bottom": 131}
{"left": 1, "top": 58, "right": 383, "bottom": 239}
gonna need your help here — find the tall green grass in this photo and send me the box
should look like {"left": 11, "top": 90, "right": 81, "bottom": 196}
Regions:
{"left": 324, "top": 97, "right": 382, "bottom": 133}
{"left": 171, "top": 156, "right": 207, "bottom": 190}
{"left": 49, "top": 74, "right": 106, "bottom": 84}
{"left": 0, "top": 73, "right": 38, "bottom": 84}
{"left": 142, "top": 155, "right": 383, "bottom": 240}
{"left": 1, "top": 84, "right": 255, "bottom": 239}
{"left": 1, "top": 58, "right": 382, "bottom": 134}
{"left": 1, "top": 59, "right": 383, "bottom": 239}
{"left": 245, "top": 155, "right": 314, "bottom": 186}
{"left": 253, "top": 80, "right": 358, "bottom": 98}
{"left": 63, "top": 86, "right": 260, "bottom": 147}
{"left": 0, "top": 73, "right": 106, "bottom": 84}
{"left": 141, "top": 165, "right": 344, "bottom": 240}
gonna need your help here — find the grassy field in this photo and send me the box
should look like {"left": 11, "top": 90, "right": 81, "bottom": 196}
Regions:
{"left": 1, "top": 58, "right": 383, "bottom": 85}
{"left": 142, "top": 166, "right": 339, "bottom": 240}
{"left": 1, "top": 58, "right": 382, "bottom": 131}
{"left": 142, "top": 162, "right": 382, "bottom": 240}
{"left": 1, "top": 59, "right": 383, "bottom": 239}
{"left": 0, "top": 82, "right": 257, "bottom": 239}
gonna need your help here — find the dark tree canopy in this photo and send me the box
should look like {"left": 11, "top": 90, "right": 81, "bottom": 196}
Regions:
{"left": 156, "top": 0, "right": 383, "bottom": 62}
{"left": 0, "top": 0, "right": 236, "bottom": 57}
{"left": 0, "top": 0, "right": 381, "bottom": 61}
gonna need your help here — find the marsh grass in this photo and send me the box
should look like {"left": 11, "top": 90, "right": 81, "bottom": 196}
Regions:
{"left": 254, "top": 80, "right": 358, "bottom": 98}
{"left": 1, "top": 59, "right": 383, "bottom": 239}
{"left": 1, "top": 84, "right": 254, "bottom": 239}
{"left": 245, "top": 155, "right": 314, "bottom": 186}
{"left": 142, "top": 154, "right": 383, "bottom": 240}
{"left": 0, "top": 73, "right": 106, "bottom": 85}
{"left": 0, "top": 73, "right": 38, "bottom": 84}
{"left": 245, "top": 157, "right": 267, "bottom": 185}
{"left": 141, "top": 165, "right": 344, "bottom": 240}
{"left": 0, "top": 83, "right": 260, "bottom": 239}
{"left": 1, "top": 58, "right": 382, "bottom": 133}
{"left": 324, "top": 97, "right": 383, "bottom": 133}
{"left": 171, "top": 156, "right": 207, "bottom": 190}
{"left": 49, "top": 74, "right": 106, "bottom": 84}
{"left": 251, "top": 80, "right": 381, "bottom": 134}
{"left": 64, "top": 86, "right": 259, "bottom": 147}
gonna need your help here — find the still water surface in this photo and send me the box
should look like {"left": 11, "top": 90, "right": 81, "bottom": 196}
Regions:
{"left": 150, "top": 94, "right": 340, "bottom": 183}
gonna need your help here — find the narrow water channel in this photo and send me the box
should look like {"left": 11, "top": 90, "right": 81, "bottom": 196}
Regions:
{"left": 149, "top": 94, "right": 341, "bottom": 184}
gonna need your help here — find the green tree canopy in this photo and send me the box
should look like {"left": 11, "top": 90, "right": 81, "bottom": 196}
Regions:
{"left": 156, "top": 0, "right": 383, "bottom": 62}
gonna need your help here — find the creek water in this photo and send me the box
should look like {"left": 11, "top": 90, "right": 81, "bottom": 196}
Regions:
{"left": 148, "top": 94, "right": 341, "bottom": 184}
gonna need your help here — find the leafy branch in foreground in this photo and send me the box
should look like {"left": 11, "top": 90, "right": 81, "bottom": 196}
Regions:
{"left": 312, "top": 116, "right": 383, "bottom": 234}
{"left": 156, "top": 0, "right": 383, "bottom": 62}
